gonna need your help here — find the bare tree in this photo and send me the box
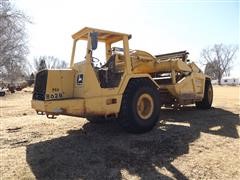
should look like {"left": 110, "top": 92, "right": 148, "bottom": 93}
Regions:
{"left": 204, "top": 61, "right": 218, "bottom": 80}
{"left": 5, "top": 57, "right": 26, "bottom": 83}
{"left": 201, "top": 44, "right": 238, "bottom": 85}
{"left": 33, "top": 56, "right": 67, "bottom": 72}
{"left": 0, "top": 0, "right": 30, "bottom": 81}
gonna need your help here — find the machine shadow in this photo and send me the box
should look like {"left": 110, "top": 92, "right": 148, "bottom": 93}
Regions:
{"left": 26, "top": 107, "right": 239, "bottom": 180}
{"left": 161, "top": 107, "right": 239, "bottom": 139}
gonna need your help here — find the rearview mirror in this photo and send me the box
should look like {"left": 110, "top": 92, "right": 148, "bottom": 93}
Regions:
{"left": 90, "top": 32, "right": 98, "bottom": 50}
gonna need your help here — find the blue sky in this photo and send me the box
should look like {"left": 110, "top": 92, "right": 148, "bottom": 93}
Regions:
{"left": 15, "top": 0, "right": 239, "bottom": 76}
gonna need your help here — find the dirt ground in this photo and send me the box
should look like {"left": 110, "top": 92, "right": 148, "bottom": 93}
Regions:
{"left": 0, "top": 86, "right": 239, "bottom": 180}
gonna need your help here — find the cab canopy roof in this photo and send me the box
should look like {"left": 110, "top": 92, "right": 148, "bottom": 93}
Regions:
{"left": 72, "top": 27, "right": 131, "bottom": 43}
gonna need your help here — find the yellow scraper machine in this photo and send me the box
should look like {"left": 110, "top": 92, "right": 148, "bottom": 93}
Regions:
{"left": 32, "top": 27, "right": 213, "bottom": 133}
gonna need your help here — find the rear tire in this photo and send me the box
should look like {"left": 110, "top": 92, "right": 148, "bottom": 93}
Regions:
{"left": 118, "top": 79, "right": 160, "bottom": 133}
{"left": 196, "top": 79, "right": 213, "bottom": 109}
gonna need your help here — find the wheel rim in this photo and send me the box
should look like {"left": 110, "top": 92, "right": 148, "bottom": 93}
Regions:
{"left": 208, "top": 86, "right": 213, "bottom": 103}
{"left": 136, "top": 93, "right": 154, "bottom": 120}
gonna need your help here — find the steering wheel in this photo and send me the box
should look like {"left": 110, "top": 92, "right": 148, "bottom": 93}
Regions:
{"left": 91, "top": 56, "right": 100, "bottom": 63}
{"left": 91, "top": 56, "right": 102, "bottom": 68}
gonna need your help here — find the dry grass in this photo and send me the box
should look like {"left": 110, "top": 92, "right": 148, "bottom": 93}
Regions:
{"left": 0, "top": 86, "right": 239, "bottom": 179}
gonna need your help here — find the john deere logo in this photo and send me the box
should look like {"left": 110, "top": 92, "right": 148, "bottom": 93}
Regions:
{"left": 77, "top": 74, "right": 84, "bottom": 85}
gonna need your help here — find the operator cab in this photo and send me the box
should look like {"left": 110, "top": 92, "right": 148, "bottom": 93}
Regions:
{"left": 71, "top": 27, "right": 130, "bottom": 89}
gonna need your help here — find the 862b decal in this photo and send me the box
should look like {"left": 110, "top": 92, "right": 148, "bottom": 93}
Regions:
{"left": 45, "top": 93, "right": 63, "bottom": 100}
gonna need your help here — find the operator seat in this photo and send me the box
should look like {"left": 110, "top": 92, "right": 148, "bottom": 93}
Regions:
{"left": 101, "top": 54, "right": 116, "bottom": 72}
{"left": 98, "top": 54, "right": 122, "bottom": 88}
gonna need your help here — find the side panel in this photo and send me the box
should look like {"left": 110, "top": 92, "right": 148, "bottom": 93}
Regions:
{"left": 166, "top": 73, "right": 206, "bottom": 103}
{"left": 85, "top": 95, "right": 122, "bottom": 116}
{"left": 73, "top": 61, "right": 104, "bottom": 98}
{"left": 45, "top": 69, "right": 75, "bottom": 100}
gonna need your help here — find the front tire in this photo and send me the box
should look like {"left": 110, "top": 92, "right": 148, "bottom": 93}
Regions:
{"left": 196, "top": 79, "right": 213, "bottom": 109}
{"left": 118, "top": 79, "right": 160, "bottom": 133}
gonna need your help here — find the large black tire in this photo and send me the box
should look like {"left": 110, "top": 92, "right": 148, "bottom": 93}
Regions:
{"left": 118, "top": 79, "right": 160, "bottom": 133}
{"left": 196, "top": 79, "right": 213, "bottom": 109}
{"left": 86, "top": 116, "right": 112, "bottom": 123}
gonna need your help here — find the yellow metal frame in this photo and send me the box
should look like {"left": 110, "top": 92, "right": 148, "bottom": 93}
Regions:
{"left": 32, "top": 27, "right": 209, "bottom": 118}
